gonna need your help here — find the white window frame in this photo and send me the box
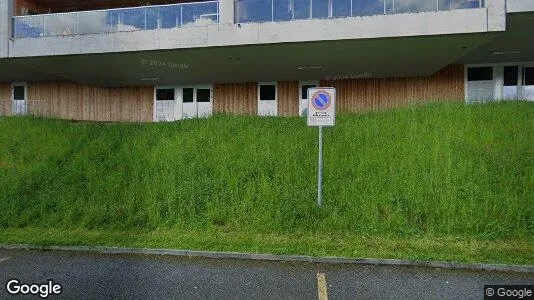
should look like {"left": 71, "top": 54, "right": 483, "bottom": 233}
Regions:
{"left": 257, "top": 81, "right": 278, "bottom": 116}
{"left": 521, "top": 63, "right": 534, "bottom": 101}
{"left": 465, "top": 61, "right": 534, "bottom": 102}
{"left": 154, "top": 86, "right": 177, "bottom": 122}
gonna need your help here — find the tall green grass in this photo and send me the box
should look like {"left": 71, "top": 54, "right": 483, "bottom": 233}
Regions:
{"left": 0, "top": 101, "right": 532, "bottom": 240}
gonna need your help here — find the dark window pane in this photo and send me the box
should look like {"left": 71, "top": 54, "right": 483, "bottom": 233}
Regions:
{"left": 468, "top": 67, "right": 493, "bottom": 81}
{"left": 183, "top": 88, "right": 194, "bottom": 103}
{"left": 197, "top": 89, "right": 211, "bottom": 103}
{"left": 13, "top": 86, "right": 25, "bottom": 100}
{"left": 504, "top": 66, "right": 519, "bottom": 86}
{"left": 301, "top": 85, "right": 316, "bottom": 99}
{"left": 524, "top": 67, "right": 534, "bottom": 85}
{"left": 156, "top": 88, "right": 175, "bottom": 100}
{"left": 260, "top": 85, "right": 276, "bottom": 101}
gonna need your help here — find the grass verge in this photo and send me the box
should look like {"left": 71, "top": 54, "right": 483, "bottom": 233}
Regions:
{"left": 1, "top": 228, "right": 533, "bottom": 265}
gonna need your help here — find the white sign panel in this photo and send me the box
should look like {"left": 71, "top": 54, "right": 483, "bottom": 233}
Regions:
{"left": 307, "top": 87, "right": 336, "bottom": 127}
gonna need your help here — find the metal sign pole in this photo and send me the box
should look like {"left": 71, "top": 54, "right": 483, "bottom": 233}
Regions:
{"left": 317, "top": 125, "right": 323, "bottom": 207}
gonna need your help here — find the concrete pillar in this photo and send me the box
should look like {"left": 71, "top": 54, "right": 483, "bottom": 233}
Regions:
{"left": 219, "top": 0, "right": 235, "bottom": 24}
{"left": 0, "top": 0, "right": 14, "bottom": 58}
{"left": 486, "top": 0, "right": 506, "bottom": 32}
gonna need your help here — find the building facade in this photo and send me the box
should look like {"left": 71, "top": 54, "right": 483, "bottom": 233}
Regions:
{"left": 0, "top": 0, "right": 532, "bottom": 122}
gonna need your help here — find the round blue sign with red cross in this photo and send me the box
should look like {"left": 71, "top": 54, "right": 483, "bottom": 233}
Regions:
{"left": 311, "top": 90, "right": 332, "bottom": 111}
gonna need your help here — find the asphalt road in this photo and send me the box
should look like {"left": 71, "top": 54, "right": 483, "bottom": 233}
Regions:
{"left": 0, "top": 249, "right": 533, "bottom": 299}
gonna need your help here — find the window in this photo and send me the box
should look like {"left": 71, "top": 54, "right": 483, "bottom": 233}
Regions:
{"left": 197, "top": 89, "right": 211, "bottom": 103}
{"left": 468, "top": 67, "right": 493, "bottom": 81}
{"left": 156, "top": 88, "right": 174, "bottom": 101}
{"left": 183, "top": 88, "right": 194, "bottom": 103}
{"left": 259, "top": 84, "right": 276, "bottom": 101}
{"left": 301, "top": 85, "right": 316, "bottom": 99}
{"left": 13, "top": 86, "right": 25, "bottom": 100}
{"left": 504, "top": 66, "right": 519, "bottom": 86}
{"left": 524, "top": 67, "right": 534, "bottom": 85}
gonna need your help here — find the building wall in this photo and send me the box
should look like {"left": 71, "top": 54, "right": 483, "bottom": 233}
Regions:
{"left": 213, "top": 82, "right": 257, "bottom": 115}
{"left": 27, "top": 81, "right": 153, "bottom": 122}
{"left": 319, "top": 64, "right": 464, "bottom": 114}
{"left": 277, "top": 81, "right": 299, "bottom": 117}
{"left": 1, "top": 64, "right": 464, "bottom": 121}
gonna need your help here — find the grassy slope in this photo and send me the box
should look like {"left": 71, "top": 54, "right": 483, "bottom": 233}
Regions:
{"left": 0, "top": 101, "right": 533, "bottom": 264}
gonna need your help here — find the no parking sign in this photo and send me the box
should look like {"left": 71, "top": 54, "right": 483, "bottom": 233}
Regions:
{"left": 306, "top": 87, "right": 336, "bottom": 207}
{"left": 307, "top": 88, "right": 336, "bottom": 127}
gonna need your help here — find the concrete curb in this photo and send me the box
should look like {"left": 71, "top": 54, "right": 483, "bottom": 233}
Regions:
{"left": 1, "top": 244, "right": 533, "bottom": 273}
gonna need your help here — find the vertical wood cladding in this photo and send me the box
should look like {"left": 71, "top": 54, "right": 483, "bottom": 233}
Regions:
{"left": 27, "top": 81, "right": 153, "bottom": 122}
{"left": 277, "top": 81, "right": 299, "bottom": 117}
{"left": 0, "top": 83, "right": 11, "bottom": 115}
{"left": 320, "top": 65, "right": 465, "bottom": 113}
{"left": 213, "top": 82, "right": 257, "bottom": 115}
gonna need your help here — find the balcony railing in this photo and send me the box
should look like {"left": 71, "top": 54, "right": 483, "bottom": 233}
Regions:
{"left": 13, "top": 1, "right": 219, "bottom": 39}
{"left": 235, "top": 0, "right": 484, "bottom": 23}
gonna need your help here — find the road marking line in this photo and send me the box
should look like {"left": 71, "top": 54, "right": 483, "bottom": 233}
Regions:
{"left": 0, "top": 257, "right": 11, "bottom": 263}
{"left": 317, "top": 272, "right": 328, "bottom": 300}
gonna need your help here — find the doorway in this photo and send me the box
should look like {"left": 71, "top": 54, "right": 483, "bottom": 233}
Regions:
{"left": 258, "top": 82, "right": 278, "bottom": 116}
{"left": 12, "top": 83, "right": 27, "bottom": 115}
{"left": 180, "top": 85, "right": 213, "bottom": 119}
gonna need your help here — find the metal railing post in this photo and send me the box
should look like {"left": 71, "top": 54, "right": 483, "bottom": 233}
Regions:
{"left": 271, "top": 0, "right": 274, "bottom": 22}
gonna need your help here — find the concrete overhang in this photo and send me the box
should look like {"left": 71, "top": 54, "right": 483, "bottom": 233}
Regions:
{"left": 457, "top": 12, "right": 534, "bottom": 64}
{"left": 1, "top": 32, "right": 496, "bottom": 86}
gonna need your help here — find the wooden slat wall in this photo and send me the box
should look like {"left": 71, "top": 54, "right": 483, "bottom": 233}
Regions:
{"left": 27, "top": 81, "right": 153, "bottom": 122}
{"left": 0, "top": 83, "right": 11, "bottom": 115}
{"left": 320, "top": 65, "right": 465, "bottom": 113}
{"left": 213, "top": 82, "right": 257, "bottom": 115}
{"left": 277, "top": 81, "right": 299, "bottom": 117}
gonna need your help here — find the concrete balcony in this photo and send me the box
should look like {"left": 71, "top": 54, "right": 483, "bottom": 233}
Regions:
{"left": 7, "top": 0, "right": 505, "bottom": 58}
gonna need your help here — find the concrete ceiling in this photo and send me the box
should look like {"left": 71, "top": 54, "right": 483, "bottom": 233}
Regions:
{"left": 0, "top": 32, "right": 496, "bottom": 87}
{"left": 456, "top": 12, "right": 534, "bottom": 64}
